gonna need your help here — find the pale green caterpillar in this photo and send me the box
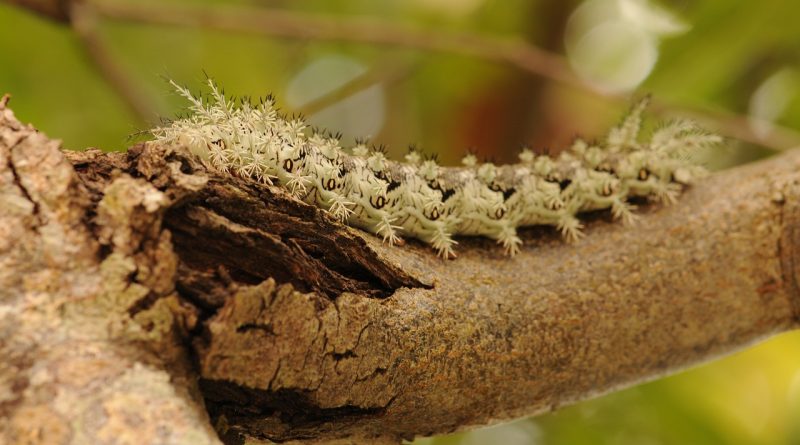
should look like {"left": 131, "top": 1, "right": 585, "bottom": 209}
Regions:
{"left": 151, "top": 79, "right": 720, "bottom": 258}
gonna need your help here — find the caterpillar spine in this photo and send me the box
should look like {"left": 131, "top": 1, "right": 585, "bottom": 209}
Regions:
{"left": 152, "top": 79, "right": 721, "bottom": 258}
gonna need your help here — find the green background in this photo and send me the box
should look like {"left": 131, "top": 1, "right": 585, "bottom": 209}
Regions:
{"left": 2, "top": 1, "right": 800, "bottom": 444}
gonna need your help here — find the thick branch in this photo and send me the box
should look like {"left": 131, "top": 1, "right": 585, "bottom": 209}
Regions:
{"left": 185, "top": 146, "right": 800, "bottom": 443}
{"left": 1, "top": 96, "right": 799, "bottom": 444}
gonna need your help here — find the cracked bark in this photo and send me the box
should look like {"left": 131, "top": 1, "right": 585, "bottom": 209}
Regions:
{"left": 1, "top": 94, "right": 799, "bottom": 445}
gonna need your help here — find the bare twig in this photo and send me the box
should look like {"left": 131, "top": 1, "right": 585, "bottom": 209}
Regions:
{"left": 295, "top": 59, "right": 416, "bottom": 118}
{"left": 69, "top": 2, "right": 156, "bottom": 122}
{"left": 90, "top": 1, "right": 578, "bottom": 86}
{"left": 87, "top": 1, "right": 800, "bottom": 151}
{"left": 653, "top": 99, "right": 800, "bottom": 152}
{"left": 2, "top": 0, "right": 70, "bottom": 22}
{"left": 5, "top": 0, "right": 800, "bottom": 151}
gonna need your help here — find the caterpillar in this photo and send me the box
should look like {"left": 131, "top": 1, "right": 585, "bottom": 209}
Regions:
{"left": 151, "top": 79, "right": 721, "bottom": 258}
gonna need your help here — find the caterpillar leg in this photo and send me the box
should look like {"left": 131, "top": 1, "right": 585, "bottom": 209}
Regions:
{"left": 324, "top": 193, "right": 355, "bottom": 221}
{"left": 285, "top": 173, "right": 312, "bottom": 196}
{"left": 611, "top": 199, "right": 639, "bottom": 225}
{"left": 557, "top": 215, "right": 584, "bottom": 243}
{"left": 426, "top": 226, "right": 457, "bottom": 259}
{"left": 496, "top": 225, "right": 522, "bottom": 256}
{"left": 654, "top": 182, "right": 682, "bottom": 205}
{"left": 375, "top": 217, "right": 402, "bottom": 246}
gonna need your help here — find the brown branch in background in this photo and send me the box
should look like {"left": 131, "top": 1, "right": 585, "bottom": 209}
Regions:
{"left": 69, "top": 2, "right": 156, "bottom": 123}
{"left": 86, "top": 0, "right": 800, "bottom": 151}
{"left": 296, "top": 59, "right": 416, "bottom": 118}
{"left": 1, "top": 0, "right": 156, "bottom": 122}
{"left": 4, "top": 0, "right": 800, "bottom": 150}
{"left": 2, "top": 0, "right": 70, "bottom": 22}
{"left": 89, "top": 1, "right": 580, "bottom": 88}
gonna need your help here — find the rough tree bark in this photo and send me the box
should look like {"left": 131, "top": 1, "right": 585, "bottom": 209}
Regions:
{"left": 0, "top": 94, "right": 799, "bottom": 445}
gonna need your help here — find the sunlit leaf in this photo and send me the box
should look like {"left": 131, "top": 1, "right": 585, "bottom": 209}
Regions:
{"left": 617, "top": 0, "right": 689, "bottom": 36}
{"left": 286, "top": 55, "right": 386, "bottom": 141}
{"left": 748, "top": 68, "right": 798, "bottom": 139}
{"left": 568, "top": 20, "right": 658, "bottom": 93}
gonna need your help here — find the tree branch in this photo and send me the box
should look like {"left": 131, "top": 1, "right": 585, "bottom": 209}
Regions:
{"left": 69, "top": 1, "right": 157, "bottom": 122}
{"left": 2, "top": 0, "right": 70, "bottom": 22}
{"left": 85, "top": 1, "right": 800, "bottom": 151}
{"left": 1, "top": 97, "right": 799, "bottom": 444}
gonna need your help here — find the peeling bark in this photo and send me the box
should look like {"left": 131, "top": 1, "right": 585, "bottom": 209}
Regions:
{"left": 0, "top": 96, "right": 799, "bottom": 445}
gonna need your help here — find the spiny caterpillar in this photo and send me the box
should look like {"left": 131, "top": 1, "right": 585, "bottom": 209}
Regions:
{"left": 151, "top": 79, "right": 721, "bottom": 258}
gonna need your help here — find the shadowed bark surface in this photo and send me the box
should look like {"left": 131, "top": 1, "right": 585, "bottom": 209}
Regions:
{"left": 1, "top": 95, "right": 799, "bottom": 445}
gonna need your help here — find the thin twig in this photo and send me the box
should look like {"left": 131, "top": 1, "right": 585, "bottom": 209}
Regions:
{"left": 86, "top": 1, "right": 800, "bottom": 151}
{"left": 69, "top": 1, "right": 156, "bottom": 123}
{"left": 89, "top": 1, "right": 577, "bottom": 87}
{"left": 2, "top": 0, "right": 71, "bottom": 22}
{"left": 6, "top": 0, "right": 799, "bottom": 151}
{"left": 653, "top": 100, "right": 800, "bottom": 151}
{"left": 295, "top": 59, "right": 416, "bottom": 118}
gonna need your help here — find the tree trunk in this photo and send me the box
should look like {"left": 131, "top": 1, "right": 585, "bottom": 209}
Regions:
{"left": 1, "top": 96, "right": 798, "bottom": 445}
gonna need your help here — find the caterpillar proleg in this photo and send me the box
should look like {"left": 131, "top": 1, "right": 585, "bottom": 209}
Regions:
{"left": 151, "top": 79, "right": 721, "bottom": 258}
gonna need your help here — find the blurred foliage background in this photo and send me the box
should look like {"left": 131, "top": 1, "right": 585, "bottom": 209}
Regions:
{"left": 2, "top": 0, "right": 800, "bottom": 444}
